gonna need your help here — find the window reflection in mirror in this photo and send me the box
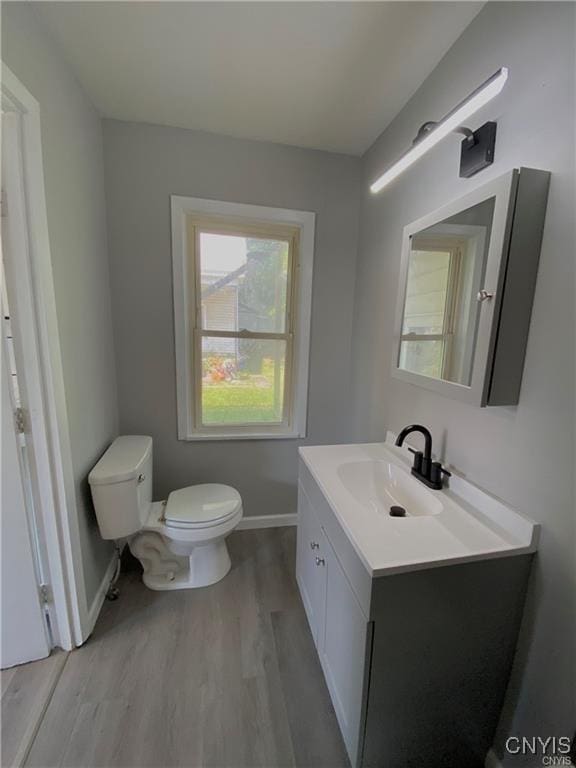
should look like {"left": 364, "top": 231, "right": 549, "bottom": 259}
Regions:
{"left": 398, "top": 198, "right": 495, "bottom": 385}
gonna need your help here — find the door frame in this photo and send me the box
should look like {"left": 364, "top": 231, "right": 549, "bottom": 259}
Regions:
{"left": 1, "top": 64, "right": 85, "bottom": 650}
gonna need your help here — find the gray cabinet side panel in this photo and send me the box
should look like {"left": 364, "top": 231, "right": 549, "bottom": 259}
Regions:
{"left": 488, "top": 168, "right": 551, "bottom": 405}
{"left": 362, "top": 555, "right": 533, "bottom": 768}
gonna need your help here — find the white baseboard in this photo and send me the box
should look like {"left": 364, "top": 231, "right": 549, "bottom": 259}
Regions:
{"left": 485, "top": 748, "right": 503, "bottom": 768}
{"left": 237, "top": 513, "right": 297, "bottom": 530}
{"left": 83, "top": 552, "right": 119, "bottom": 641}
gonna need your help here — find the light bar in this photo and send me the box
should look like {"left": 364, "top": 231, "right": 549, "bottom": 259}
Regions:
{"left": 370, "top": 67, "right": 509, "bottom": 194}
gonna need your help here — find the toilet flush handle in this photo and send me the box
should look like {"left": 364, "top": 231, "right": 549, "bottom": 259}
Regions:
{"left": 138, "top": 474, "right": 146, "bottom": 484}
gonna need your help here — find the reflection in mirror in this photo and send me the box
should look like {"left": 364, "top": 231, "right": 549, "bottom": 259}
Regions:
{"left": 398, "top": 198, "right": 495, "bottom": 385}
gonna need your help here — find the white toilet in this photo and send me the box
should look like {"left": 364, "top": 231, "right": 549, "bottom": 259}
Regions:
{"left": 88, "top": 435, "right": 243, "bottom": 590}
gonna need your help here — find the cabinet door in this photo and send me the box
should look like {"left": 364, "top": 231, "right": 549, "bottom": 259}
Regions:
{"left": 319, "top": 533, "right": 369, "bottom": 766}
{"left": 296, "top": 482, "right": 326, "bottom": 649}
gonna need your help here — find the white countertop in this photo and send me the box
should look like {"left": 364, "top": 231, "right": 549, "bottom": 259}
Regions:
{"left": 299, "top": 439, "right": 539, "bottom": 577}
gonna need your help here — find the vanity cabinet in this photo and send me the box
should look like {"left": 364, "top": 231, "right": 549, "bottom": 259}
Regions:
{"left": 296, "top": 457, "right": 534, "bottom": 768}
{"left": 295, "top": 483, "right": 326, "bottom": 646}
{"left": 320, "top": 533, "right": 369, "bottom": 761}
{"left": 296, "top": 483, "right": 369, "bottom": 761}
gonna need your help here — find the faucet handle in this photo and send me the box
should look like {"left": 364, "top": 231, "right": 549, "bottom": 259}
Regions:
{"left": 408, "top": 447, "right": 423, "bottom": 474}
{"left": 430, "top": 461, "right": 451, "bottom": 486}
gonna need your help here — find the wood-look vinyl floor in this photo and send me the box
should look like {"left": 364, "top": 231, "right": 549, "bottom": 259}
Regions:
{"left": 20, "top": 527, "right": 349, "bottom": 768}
{"left": 1, "top": 650, "right": 67, "bottom": 767}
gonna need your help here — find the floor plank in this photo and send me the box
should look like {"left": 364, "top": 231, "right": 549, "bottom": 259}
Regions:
{"left": 271, "top": 609, "right": 349, "bottom": 768}
{"left": 1, "top": 651, "right": 67, "bottom": 767}
{"left": 24, "top": 527, "right": 349, "bottom": 768}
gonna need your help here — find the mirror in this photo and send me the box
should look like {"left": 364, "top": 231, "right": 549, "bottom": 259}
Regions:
{"left": 392, "top": 168, "right": 550, "bottom": 406}
{"left": 398, "top": 198, "right": 494, "bottom": 386}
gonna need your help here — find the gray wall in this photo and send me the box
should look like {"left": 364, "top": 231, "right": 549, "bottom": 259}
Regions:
{"left": 102, "top": 120, "right": 360, "bottom": 514}
{"left": 2, "top": 4, "right": 118, "bottom": 606}
{"left": 351, "top": 2, "right": 575, "bottom": 760}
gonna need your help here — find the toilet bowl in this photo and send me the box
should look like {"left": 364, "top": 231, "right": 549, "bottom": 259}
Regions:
{"left": 88, "top": 436, "right": 243, "bottom": 590}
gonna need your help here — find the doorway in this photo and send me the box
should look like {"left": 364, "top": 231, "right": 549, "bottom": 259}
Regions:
{"left": 1, "top": 67, "right": 80, "bottom": 659}
{"left": 1, "top": 112, "right": 54, "bottom": 667}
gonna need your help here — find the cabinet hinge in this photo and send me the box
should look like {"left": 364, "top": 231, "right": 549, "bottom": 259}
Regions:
{"left": 39, "top": 584, "right": 52, "bottom": 604}
{"left": 14, "top": 407, "right": 27, "bottom": 434}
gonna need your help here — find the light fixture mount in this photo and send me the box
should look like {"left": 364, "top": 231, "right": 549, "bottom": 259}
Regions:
{"left": 412, "top": 118, "right": 497, "bottom": 178}
{"left": 459, "top": 121, "right": 497, "bottom": 178}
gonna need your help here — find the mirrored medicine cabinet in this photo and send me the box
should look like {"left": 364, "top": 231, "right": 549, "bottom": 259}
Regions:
{"left": 392, "top": 167, "right": 550, "bottom": 406}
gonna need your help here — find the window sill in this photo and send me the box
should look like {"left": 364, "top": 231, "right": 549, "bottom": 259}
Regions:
{"left": 179, "top": 430, "right": 305, "bottom": 442}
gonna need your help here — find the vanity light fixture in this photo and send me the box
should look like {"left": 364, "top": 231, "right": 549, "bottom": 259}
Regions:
{"left": 370, "top": 67, "right": 509, "bottom": 194}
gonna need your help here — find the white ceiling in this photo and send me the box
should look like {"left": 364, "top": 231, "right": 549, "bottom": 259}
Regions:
{"left": 36, "top": 2, "right": 483, "bottom": 155}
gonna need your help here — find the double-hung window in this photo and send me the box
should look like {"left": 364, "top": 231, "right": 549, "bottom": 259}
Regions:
{"left": 399, "top": 236, "right": 463, "bottom": 380}
{"left": 171, "top": 197, "right": 314, "bottom": 440}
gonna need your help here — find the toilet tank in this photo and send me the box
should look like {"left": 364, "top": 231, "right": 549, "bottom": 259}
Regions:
{"left": 88, "top": 436, "right": 153, "bottom": 540}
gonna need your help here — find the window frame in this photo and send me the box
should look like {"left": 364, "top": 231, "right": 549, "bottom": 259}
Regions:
{"left": 171, "top": 196, "right": 315, "bottom": 440}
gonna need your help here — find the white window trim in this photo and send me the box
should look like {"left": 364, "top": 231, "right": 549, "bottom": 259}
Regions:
{"left": 171, "top": 195, "right": 315, "bottom": 440}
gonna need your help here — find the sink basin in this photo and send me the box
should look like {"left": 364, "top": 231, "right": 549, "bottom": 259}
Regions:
{"left": 337, "top": 459, "right": 443, "bottom": 517}
{"left": 299, "top": 440, "right": 539, "bottom": 577}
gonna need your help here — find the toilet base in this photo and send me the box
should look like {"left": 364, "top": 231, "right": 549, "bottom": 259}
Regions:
{"left": 188, "top": 538, "right": 231, "bottom": 587}
{"left": 131, "top": 532, "right": 232, "bottom": 591}
{"left": 145, "top": 539, "right": 232, "bottom": 590}
{"left": 128, "top": 504, "right": 241, "bottom": 591}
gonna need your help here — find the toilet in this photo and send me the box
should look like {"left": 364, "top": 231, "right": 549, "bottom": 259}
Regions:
{"left": 88, "top": 435, "right": 243, "bottom": 590}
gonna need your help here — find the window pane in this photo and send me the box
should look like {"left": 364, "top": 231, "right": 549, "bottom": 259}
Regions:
{"left": 402, "top": 249, "right": 451, "bottom": 335}
{"left": 199, "top": 233, "right": 289, "bottom": 333}
{"left": 201, "top": 337, "right": 287, "bottom": 425}
{"left": 399, "top": 339, "right": 444, "bottom": 379}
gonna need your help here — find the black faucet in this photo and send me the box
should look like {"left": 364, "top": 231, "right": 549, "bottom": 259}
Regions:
{"left": 395, "top": 424, "right": 451, "bottom": 490}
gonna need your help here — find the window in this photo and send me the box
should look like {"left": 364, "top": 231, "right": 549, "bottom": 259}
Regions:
{"left": 171, "top": 197, "right": 315, "bottom": 440}
{"left": 399, "top": 236, "right": 462, "bottom": 380}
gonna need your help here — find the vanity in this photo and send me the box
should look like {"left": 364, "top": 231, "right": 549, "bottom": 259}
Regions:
{"left": 295, "top": 165, "right": 548, "bottom": 766}
{"left": 296, "top": 437, "right": 539, "bottom": 768}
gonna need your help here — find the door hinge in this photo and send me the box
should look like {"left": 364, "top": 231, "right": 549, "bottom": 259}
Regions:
{"left": 39, "top": 584, "right": 52, "bottom": 604}
{"left": 14, "top": 407, "right": 27, "bottom": 434}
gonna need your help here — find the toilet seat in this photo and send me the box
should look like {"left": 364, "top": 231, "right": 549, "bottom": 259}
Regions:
{"left": 164, "top": 484, "right": 242, "bottom": 529}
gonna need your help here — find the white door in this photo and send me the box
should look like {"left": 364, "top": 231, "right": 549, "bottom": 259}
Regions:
{"left": 1, "top": 111, "right": 51, "bottom": 668}
{"left": 1, "top": 337, "right": 50, "bottom": 667}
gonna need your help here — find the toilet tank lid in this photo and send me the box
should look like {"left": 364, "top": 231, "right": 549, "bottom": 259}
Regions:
{"left": 89, "top": 436, "right": 152, "bottom": 486}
